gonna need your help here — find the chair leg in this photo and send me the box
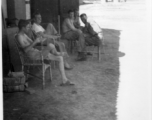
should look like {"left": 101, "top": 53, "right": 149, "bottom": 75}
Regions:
{"left": 49, "top": 65, "right": 52, "bottom": 82}
{"left": 98, "top": 46, "right": 101, "bottom": 62}
{"left": 42, "top": 64, "right": 46, "bottom": 89}
{"left": 70, "top": 40, "right": 73, "bottom": 54}
{"left": 23, "top": 65, "right": 29, "bottom": 80}
{"left": 52, "top": 60, "right": 56, "bottom": 69}
{"left": 89, "top": 45, "right": 95, "bottom": 61}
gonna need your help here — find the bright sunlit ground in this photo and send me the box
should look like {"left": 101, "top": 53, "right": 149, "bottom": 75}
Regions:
{"left": 80, "top": 0, "right": 151, "bottom": 120}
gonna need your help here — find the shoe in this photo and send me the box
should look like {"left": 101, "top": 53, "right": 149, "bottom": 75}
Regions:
{"left": 87, "top": 52, "right": 93, "bottom": 56}
{"left": 65, "top": 66, "right": 73, "bottom": 70}
{"left": 76, "top": 52, "right": 87, "bottom": 61}
{"left": 60, "top": 81, "right": 75, "bottom": 86}
{"left": 76, "top": 56, "right": 87, "bottom": 61}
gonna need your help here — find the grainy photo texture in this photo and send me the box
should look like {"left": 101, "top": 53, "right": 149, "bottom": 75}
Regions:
{"left": 2, "top": 0, "right": 151, "bottom": 120}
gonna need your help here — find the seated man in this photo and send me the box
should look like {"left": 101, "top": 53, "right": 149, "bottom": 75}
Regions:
{"left": 73, "top": 9, "right": 81, "bottom": 29}
{"left": 32, "top": 12, "right": 69, "bottom": 60}
{"left": 62, "top": 10, "right": 87, "bottom": 61}
{"left": 17, "top": 19, "right": 74, "bottom": 86}
{"left": 80, "top": 13, "right": 103, "bottom": 47}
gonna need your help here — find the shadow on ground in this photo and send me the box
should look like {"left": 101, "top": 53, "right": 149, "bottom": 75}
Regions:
{"left": 4, "top": 28, "right": 122, "bottom": 120}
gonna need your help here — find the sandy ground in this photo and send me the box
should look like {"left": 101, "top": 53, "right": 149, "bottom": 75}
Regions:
{"left": 3, "top": 0, "right": 151, "bottom": 120}
{"left": 4, "top": 27, "right": 120, "bottom": 120}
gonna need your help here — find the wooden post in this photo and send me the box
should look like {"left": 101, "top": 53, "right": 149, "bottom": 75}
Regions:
{"left": 58, "top": 15, "right": 60, "bottom": 35}
{"left": 58, "top": 0, "right": 61, "bottom": 35}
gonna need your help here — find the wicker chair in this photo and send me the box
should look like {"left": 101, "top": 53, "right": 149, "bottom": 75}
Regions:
{"left": 14, "top": 34, "right": 52, "bottom": 89}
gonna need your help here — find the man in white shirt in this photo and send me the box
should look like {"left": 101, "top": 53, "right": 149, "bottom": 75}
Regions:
{"left": 32, "top": 12, "right": 72, "bottom": 69}
{"left": 62, "top": 10, "right": 87, "bottom": 61}
{"left": 17, "top": 20, "right": 74, "bottom": 86}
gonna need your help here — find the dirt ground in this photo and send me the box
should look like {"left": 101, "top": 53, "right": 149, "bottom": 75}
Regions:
{"left": 4, "top": 28, "right": 122, "bottom": 120}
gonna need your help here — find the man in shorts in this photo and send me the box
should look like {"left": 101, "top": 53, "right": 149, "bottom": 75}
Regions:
{"left": 16, "top": 20, "right": 74, "bottom": 86}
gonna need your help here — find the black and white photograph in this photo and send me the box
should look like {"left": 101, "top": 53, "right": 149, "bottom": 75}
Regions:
{"left": 1, "top": 0, "right": 151, "bottom": 120}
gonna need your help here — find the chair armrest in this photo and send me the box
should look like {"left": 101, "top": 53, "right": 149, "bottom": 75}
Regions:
{"left": 20, "top": 54, "right": 42, "bottom": 65}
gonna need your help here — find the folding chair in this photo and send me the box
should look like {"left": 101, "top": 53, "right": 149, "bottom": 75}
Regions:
{"left": 14, "top": 34, "right": 52, "bottom": 89}
{"left": 85, "top": 33, "right": 105, "bottom": 62}
{"left": 84, "top": 20, "right": 105, "bottom": 62}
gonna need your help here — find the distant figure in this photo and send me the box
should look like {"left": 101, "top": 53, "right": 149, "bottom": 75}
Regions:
{"left": 80, "top": 13, "right": 104, "bottom": 47}
{"left": 16, "top": 20, "right": 74, "bottom": 86}
{"left": 62, "top": 10, "right": 87, "bottom": 61}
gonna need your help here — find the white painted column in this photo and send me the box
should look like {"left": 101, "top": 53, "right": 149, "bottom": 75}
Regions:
{"left": 25, "top": 0, "right": 31, "bottom": 19}
{"left": 2, "top": 0, "right": 8, "bottom": 18}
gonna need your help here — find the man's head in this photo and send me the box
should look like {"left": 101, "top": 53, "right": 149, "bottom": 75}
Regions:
{"left": 18, "top": 19, "right": 30, "bottom": 33}
{"left": 74, "top": 9, "right": 79, "bottom": 17}
{"left": 68, "top": 10, "right": 74, "bottom": 19}
{"left": 80, "top": 13, "right": 87, "bottom": 24}
{"left": 34, "top": 12, "right": 42, "bottom": 24}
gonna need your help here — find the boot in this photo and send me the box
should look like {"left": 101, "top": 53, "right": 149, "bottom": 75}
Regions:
{"left": 76, "top": 52, "right": 87, "bottom": 61}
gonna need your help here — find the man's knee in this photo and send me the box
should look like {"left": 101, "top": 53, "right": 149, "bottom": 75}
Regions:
{"left": 58, "top": 56, "right": 63, "bottom": 62}
{"left": 47, "top": 23, "right": 53, "bottom": 27}
{"left": 60, "top": 42, "right": 65, "bottom": 47}
{"left": 77, "top": 29, "right": 82, "bottom": 34}
{"left": 48, "top": 43, "right": 55, "bottom": 49}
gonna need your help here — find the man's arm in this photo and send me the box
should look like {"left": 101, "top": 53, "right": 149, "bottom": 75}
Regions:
{"left": 74, "top": 17, "right": 81, "bottom": 29}
{"left": 34, "top": 30, "right": 59, "bottom": 40}
{"left": 17, "top": 35, "right": 40, "bottom": 53}
{"left": 65, "top": 19, "right": 78, "bottom": 31}
{"left": 42, "top": 32, "right": 60, "bottom": 39}
{"left": 32, "top": 23, "right": 59, "bottom": 39}
{"left": 87, "top": 23, "right": 97, "bottom": 36}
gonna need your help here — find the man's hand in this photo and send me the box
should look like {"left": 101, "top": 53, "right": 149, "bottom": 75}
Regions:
{"left": 41, "top": 38, "right": 47, "bottom": 42}
{"left": 52, "top": 35, "right": 61, "bottom": 39}
{"left": 34, "top": 37, "right": 41, "bottom": 44}
{"left": 83, "top": 34, "right": 87, "bottom": 37}
{"left": 76, "top": 29, "right": 82, "bottom": 34}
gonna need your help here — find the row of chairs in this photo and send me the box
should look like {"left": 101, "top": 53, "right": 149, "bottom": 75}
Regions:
{"left": 14, "top": 30, "right": 104, "bottom": 89}
{"left": 67, "top": 36, "right": 104, "bottom": 61}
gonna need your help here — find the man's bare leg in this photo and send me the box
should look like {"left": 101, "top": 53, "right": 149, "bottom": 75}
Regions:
{"left": 48, "top": 54, "right": 67, "bottom": 82}
{"left": 45, "top": 23, "right": 57, "bottom": 35}
{"left": 47, "top": 53, "right": 74, "bottom": 85}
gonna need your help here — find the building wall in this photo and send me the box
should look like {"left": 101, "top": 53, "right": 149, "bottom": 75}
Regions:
{"left": 14, "top": 0, "right": 26, "bottom": 19}
{"left": 2, "top": 0, "right": 7, "bottom": 18}
{"left": 31, "top": 0, "right": 79, "bottom": 32}
{"left": 2, "top": 0, "right": 80, "bottom": 73}
{"left": 7, "top": 0, "right": 26, "bottom": 19}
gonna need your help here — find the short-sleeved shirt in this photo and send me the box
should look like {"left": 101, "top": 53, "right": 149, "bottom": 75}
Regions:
{"left": 62, "top": 18, "right": 75, "bottom": 33}
{"left": 32, "top": 23, "right": 45, "bottom": 33}
{"left": 83, "top": 19, "right": 103, "bottom": 39}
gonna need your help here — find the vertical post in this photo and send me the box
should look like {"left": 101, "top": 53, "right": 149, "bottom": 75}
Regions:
{"left": 25, "top": 0, "right": 31, "bottom": 19}
{"left": 41, "top": 39, "right": 45, "bottom": 89}
{"left": 58, "top": 15, "right": 60, "bottom": 35}
{"left": 58, "top": 0, "right": 61, "bottom": 35}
